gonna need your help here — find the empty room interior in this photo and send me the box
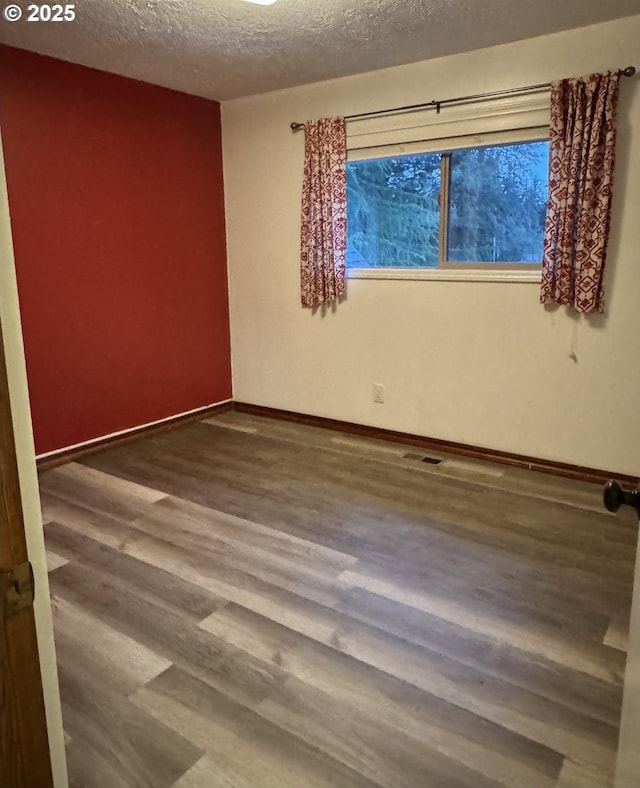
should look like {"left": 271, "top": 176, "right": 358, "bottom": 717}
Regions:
{"left": 1, "top": 1, "right": 640, "bottom": 786}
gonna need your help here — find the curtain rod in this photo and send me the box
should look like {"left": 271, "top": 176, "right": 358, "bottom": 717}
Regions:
{"left": 290, "top": 66, "right": 636, "bottom": 130}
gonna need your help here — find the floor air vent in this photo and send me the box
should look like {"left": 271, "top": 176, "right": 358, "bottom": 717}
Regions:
{"left": 403, "top": 452, "right": 442, "bottom": 465}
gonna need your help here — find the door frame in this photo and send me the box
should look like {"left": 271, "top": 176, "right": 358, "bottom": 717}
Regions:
{"left": 0, "top": 130, "right": 68, "bottom": 787}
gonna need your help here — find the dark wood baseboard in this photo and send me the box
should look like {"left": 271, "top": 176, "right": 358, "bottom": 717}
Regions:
{"left": 233, "top": 402, "right": 639, "bottom": 488}
{"left": 36, "top": 401, "right": 233, "bottom": 473}
{"left": 36, "top": 398, "right": 638, "bottom": 488}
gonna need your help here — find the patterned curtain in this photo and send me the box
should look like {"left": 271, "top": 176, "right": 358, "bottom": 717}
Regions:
{"left": 300, "top": 117, "right": 347, "bottom": 308}
{"left": 540, "top": 72, "right": 620, "bottom": 313}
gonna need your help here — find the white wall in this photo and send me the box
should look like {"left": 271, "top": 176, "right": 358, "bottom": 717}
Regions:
{"left": 222, "top": 16, "right": 640, "bottom": 476}
{"left": 0, "top": 133, "right": 68, "bottom": 787}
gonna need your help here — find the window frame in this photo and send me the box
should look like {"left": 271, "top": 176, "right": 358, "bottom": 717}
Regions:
{"left": 345, "top": 92, "right": 550, "bottom": 282}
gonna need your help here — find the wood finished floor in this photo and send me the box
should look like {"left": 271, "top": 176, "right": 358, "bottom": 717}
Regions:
{"left": 40, "top": 412, "right": 638, "bottom": 788}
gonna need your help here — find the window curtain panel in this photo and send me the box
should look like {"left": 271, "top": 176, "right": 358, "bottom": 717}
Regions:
{"left": 540, "top": 71, "right": 620, "bottom": 313}
{"left": 300, "top": 117, "right": 347, "bottom": 308}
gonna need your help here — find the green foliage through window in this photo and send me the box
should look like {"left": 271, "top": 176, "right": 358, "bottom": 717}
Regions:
{"left": 346, "top": 140, "right": 549, "bottom": 268}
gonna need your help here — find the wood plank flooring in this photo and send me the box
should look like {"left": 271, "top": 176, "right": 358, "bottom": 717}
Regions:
{"left": 40, "top": 412, "right": 638, "bottom": 788}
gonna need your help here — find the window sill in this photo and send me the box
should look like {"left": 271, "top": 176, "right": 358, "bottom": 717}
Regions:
{"left": 346, "top": 268, "right": 542, "bottom": 283}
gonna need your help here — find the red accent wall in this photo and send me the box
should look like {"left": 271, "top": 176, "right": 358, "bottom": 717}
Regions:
{"left": 0, "top": 46, "right": 232, "bottom": 455}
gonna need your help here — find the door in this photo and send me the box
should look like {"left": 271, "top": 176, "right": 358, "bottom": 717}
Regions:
{"left": 1, "top": 322, "right": 53, "bottom": 787}
{"left": 608, "top": 483, "right": 640, "bottom": 787}
{"left": 0, "top": 128, "right": 64, "bottom": 786}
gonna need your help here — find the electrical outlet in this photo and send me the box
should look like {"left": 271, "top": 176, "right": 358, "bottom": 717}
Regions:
{"left": 373, "top": 383, "right": 385, "bottom": 403}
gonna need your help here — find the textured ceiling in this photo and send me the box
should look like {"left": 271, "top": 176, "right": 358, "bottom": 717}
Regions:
{"left": 1, "top": 0, "right": 639, "bottom": 100}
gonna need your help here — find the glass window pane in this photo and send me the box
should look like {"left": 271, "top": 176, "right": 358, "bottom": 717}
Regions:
{"left": 446, "top": 141, "right": 549, "bottom": 264}
{"left": 346, "top": 153, "right": 441, "bottom": 268}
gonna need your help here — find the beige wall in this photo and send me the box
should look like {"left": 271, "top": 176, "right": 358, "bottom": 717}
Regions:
{"left": 0, "top": 134, "right": 68, "bottom": 786}
{"left": 222, "top": 15, "right": 640, "bottom": 476}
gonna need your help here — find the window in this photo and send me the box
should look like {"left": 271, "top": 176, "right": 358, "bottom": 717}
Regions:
{"left": 347, "top": 138, "right": 549, "bottom": 273}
